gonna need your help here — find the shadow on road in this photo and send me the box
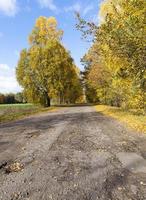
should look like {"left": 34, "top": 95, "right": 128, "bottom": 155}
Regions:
{"left": 0, "top": 111, "right": 106, "bottom": 131}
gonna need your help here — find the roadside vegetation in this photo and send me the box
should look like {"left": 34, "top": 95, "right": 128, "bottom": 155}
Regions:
{"left": 95, "top": 105, "right": 146, "bottom": 134}
{"left": 0, "top": 104, "right": 56, "bottom": 123}
{"left": 16, "top": 17, "right": 83, "bottom": 107}
{"left": 77, "top": 0, "right": 145, "bottom": 115}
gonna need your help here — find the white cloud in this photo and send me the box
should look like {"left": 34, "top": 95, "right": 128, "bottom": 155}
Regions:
{"left": 37, "top": 0, "right": 58, "bottom": 12}
{"left": 83, "top": 5, "right": 94, "bottom": 16}
{"left": 0, "top": 64, "right": 10, "bottom": 70}
{"left": 64, "top": 3, "right": 81, "bottom": 13}
{"left": 0, "top": 64, "right": 21, "bottom": 93}
{"left": 64, "top": 3, "right": 94, "bottom": 16}
{"left": 0, "top": 0, "right": 18, "bottom": 16}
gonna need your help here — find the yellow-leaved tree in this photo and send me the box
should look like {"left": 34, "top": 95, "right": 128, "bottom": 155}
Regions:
{"left": 16, "top": 16, "right": 82, "bottom": 107}
{"left": 77, "top": 0, "right": 146, "bottom": 113}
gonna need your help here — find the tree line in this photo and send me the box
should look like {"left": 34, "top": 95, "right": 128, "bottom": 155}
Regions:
{"left": 0, "top": 93, "right": 25, "bottom": 104}
{"left": 77, "top": 0, "right": 146, "bottom": 113}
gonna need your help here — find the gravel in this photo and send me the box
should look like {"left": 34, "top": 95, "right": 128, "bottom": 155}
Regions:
{"left": 0, "top": 106, "right": 146, "bottom": 200}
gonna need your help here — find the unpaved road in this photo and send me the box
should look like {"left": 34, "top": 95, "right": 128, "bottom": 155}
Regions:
{"left": 0, "top": 106, "right": 146, "bottom": 200}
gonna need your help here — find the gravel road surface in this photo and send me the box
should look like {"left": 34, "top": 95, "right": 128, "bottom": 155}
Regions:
{"left": 0, "top": 106, "right": 146, "bottom": 200}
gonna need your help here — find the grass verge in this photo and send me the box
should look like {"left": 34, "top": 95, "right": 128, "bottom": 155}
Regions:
{"left": 95, "top": 105, "right": 146, "bottom": 134}
{"left": 0, "top": 104, "right": 57, "bottom": 123}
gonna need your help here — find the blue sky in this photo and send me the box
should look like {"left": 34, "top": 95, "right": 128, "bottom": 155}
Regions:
{"left": 0, "top": 0, "right": 101, "bottom": 93}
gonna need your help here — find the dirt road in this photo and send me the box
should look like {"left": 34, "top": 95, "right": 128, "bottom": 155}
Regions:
{"left": 0, "top": 106, "right": 146, "bottom": 200}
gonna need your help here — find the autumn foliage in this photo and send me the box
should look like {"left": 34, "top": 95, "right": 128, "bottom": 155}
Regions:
{"left": 78, "top": 0, "right": 146, "bottom": 113}
{"left": 16, "top": 17, "right": 82, "bottom": 107}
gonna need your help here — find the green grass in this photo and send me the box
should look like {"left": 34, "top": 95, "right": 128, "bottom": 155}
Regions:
{"left": 0, "top": 104, "right": 56, "bottom": 123}
{"left": 95, "top": 105, "right": 146, "bottom": 134}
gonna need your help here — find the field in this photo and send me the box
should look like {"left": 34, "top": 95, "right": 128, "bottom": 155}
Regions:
{"left": 0, "top": 104, "right": 56, "bottom": 123}
{"left": 95, "top": 105, "right": 146, "bottom": 134}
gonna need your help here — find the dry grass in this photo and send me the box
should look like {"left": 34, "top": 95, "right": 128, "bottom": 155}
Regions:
{"left": 95, "top": 105, "right": 146, "bottom": 134}
{"left": 5, "top": 162, "right": 24, "bottom": 173}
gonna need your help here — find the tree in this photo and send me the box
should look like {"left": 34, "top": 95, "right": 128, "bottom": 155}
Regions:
{"left": 0, "top": 94, "right": 5, "bottom": 104}
{"left": 81, "top": 53, "right": 100, "bottom": 103}
{"left": 16, "top": 16, "right": 82, "bottom": 107}
{"left": 98, "top": 0, "right": 146, "bottom": 110}
{"left": 29, "top": 16, "right": 63, "bottom": 45}
{"left": 15, "top": 92, "right": 26, "bottom": 103}
{"left": 77, "top": 0, "right": 146, "bottom": 112}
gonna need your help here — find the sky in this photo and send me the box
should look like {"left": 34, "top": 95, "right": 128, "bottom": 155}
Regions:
{"left": 0, "top": 0, "right": 102, "bottom": 93}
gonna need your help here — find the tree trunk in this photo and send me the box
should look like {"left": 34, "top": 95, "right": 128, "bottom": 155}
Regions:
{"left": 44, "top": 92, "right": 51, "bottom": 107}
{"left": 46, "top": 96, "right": 51, "bottom": 107}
